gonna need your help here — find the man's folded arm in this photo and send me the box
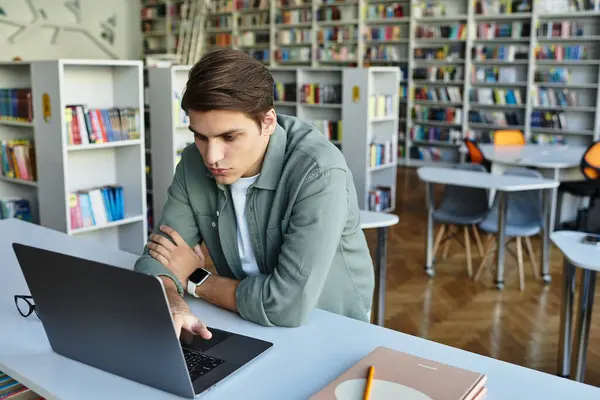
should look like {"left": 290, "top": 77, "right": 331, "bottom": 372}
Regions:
{"left": 235, "top": 167, "right": 349, "bottom": 327}
{"left": 134, "top": 157, "right": 201, "bottom": 296}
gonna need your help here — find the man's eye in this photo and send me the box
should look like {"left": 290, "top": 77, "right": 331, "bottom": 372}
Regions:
{"left": 224, "top": 134, "right": 236, "bottom": 142}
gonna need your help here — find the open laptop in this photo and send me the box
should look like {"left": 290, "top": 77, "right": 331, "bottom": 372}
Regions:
{"left": 12, "top": 242, "right": 273, "bottom": 398}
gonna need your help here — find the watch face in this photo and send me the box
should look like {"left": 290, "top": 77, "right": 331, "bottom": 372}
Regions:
{"left": 189, "top": 268, "right": 210, "bottom": 284}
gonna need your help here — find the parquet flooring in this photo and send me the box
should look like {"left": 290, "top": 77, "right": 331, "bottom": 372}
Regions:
{"left": 361, "top": 166, "right": 600, "bottom": 388}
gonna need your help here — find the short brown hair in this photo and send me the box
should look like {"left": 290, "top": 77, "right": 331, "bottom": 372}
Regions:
{"left": 181, "top": 48, "right": 274, "bottom": 127}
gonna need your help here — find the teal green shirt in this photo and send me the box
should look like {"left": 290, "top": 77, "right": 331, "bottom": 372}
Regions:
{"left": 134, "top": 114, "right": 375, "bottom": 327}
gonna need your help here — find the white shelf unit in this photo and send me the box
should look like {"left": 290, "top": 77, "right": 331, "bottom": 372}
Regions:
{"left": 0, "top": 62, "right": 39, "bottom": 224}
{"left": 147, "top": 65, "right": 193, "bottom": 223}
{"left": 30, "top": 60, "right": 148, "bottom": 255}
{"left": 141, "top": 0, "right": 187, "bottom": 59}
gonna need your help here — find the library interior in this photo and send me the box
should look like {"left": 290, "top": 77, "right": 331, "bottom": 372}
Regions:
{"left": 2, "top": 0, "right": 600, "bottom": 399}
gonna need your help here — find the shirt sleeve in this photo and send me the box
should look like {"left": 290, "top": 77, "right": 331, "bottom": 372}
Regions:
{"left": 235, "top": 167, "right": 349, "bottom": 327}
{"left": 133, "top": 153, "right": 201, "bottom": 296}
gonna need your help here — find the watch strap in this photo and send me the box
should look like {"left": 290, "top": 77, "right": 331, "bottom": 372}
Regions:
{"left": 187, "top": 279, "right": 201, "bottom": 298}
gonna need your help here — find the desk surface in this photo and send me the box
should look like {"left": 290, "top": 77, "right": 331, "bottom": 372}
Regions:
{"left": 480, "top": 144, "right": 586, "bottom": 169}
{"left": 417, "top": 166, "right": 559, "bottom": 191}
{"left": 359, "top": 210, "right": 399, "bottom": 229}
{"left": 1, "top": 219, "right": 599, "bottom": 400}
{"left": 551, "top": 230, "right": 600, "bottom": 272}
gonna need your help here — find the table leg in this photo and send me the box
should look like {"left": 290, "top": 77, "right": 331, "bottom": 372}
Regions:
{"left": 557, "top": 259, "right": 576, "bottom": 378}
{"left": 550, "top": 168, "right": 560, "bottom": 231}
{"left": 372, "top": 227, "right": 388, "bottom": 327}
{"left": 571, "top": 269, "right": 597, "bottom": 382}
{"left": 425, "top": 182, "right": 435, "bottom": 277}
{"left": 495, "top": 192, "right": 507, "bottom": 290}
{"left": 541, "top": 189, "right": 552, "bottom": 284}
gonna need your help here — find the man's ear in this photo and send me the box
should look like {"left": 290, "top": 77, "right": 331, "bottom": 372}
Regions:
{"left": 262, "top": 108, "right": 277, "bottom": 136}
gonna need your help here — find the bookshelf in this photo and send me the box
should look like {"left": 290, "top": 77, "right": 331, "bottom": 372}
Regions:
{"left": 0, "top": 62, "right": 38, "bottom": 224}
{"left": 141, "top": 0, "right": 187, "bottom": 59}
{"left": 29, "top": 60, "right": 148, "bottom": 255}
{"left": 194, "top": 0, "right": 600, "bottom": 166}
{"left": 147, "top": 65, "right": 399, "bottom": 213}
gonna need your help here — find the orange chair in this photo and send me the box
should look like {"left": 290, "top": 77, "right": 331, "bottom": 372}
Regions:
{"left": 493, "top": 130, "right": 526, "bottom": 146}
{"left": 464, "top": 138, "right": 491, "bottom": 171}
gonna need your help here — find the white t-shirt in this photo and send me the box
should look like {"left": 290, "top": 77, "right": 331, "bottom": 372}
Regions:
{"left": 230, "top": 174, "right": 261, "bottom": 277}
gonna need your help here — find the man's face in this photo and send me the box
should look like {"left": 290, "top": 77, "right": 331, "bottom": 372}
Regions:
{"left": 188, "top": 108, "right": 276, "bottom": 185}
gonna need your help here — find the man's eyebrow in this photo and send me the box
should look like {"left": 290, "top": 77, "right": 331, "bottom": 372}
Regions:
{"left": 188, "top": 127, "right": 241, "bottom": 137}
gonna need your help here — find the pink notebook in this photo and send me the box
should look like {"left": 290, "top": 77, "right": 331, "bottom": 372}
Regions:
{"left": 310, "top": 346, "right": 487, "bottom": 400}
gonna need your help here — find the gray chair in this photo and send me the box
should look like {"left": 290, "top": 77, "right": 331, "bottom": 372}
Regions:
{"left": 474, "top": 167, "right": 542, "bottom": 290}
{"left": 432, "top": 163, "right": 490, "bottom": 277}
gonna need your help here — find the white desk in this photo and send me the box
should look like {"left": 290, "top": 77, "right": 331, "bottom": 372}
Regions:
{"left": 1, "top": 220, "right": 599, "bottom": 399}
{"left": 418, "top": 167, "right": 559, "bottom": 288}
{"left": 479, "top": 144, "right": 587, "bottom": 230}
{"left": 551, "top": 231, "right": 600, "bottom": 383}
{"left": 359, "top": 210, "right": 400, "bottom": 327}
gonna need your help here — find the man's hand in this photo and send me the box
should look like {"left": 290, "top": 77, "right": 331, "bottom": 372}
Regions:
{"left": 161, "top": 276, "right": 212, "bottom": 340}
{"left": 148, "top": 225, "right": 205, "bottom": 288}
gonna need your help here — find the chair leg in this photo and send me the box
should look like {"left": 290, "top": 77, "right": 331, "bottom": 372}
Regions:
{"left": 516, "top": 237, "right": 525, "bottom": 291}
{"left": 442, "top": 225, "right": 453, "bottom": 260}
{"left": 474, "top": 235, "right": 495, "bottom": 282}
{"left": 464, "top": 226, "right": 473, "bottom": 278}
{"left": 432, "top": 224, "right": 446, "bottom": 258}
{"left": 524, "top": 236, "right": 539, "bottom": 279}
{"left": 472, "top": 225, "right": 484, "bottom": 257}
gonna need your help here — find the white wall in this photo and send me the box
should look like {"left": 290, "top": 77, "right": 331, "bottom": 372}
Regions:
{"left": 0, "top": 0, "right": 142, "bottom": 61}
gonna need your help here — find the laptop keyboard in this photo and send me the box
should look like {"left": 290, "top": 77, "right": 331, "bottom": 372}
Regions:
{"left": 183, "top": 348, "right": 225, "bottom": 381}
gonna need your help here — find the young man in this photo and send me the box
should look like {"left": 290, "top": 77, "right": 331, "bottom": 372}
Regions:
{"left": 134, "top": 49, "right": 374, "bottom": 340}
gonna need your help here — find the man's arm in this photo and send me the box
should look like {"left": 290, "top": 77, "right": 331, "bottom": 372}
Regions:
{"left": 134, "top": 151, "right": 201, "bottom": 297}
{"left": 194, "top": 275, "right": 240, "bottom": 313}
{"left": 234, "top": 167, "right": 349, "bottom": 327}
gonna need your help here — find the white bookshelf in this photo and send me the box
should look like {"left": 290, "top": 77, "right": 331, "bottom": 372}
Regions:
{"left": 147, "top": 65, "right": 193, "bottom": 223}
{"left": 193, "top": 0, "right": 600, "bottom": 167}
{"left": 29, "top": 59, "right": 148, "bottom": 255}
{"left": 147, "top": 65, "right": 399, "bottom": 214}
{"left": 0, "top": 62, "right": 38, "bottom": 224}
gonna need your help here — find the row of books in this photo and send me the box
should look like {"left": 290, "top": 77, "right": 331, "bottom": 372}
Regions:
{"left": 238, "top": 12, "right": 269, "bottom": 27}
{"left": 0, "top": 88, "right": 33, "bottom": 123}
{"left": 207, "top": 33, "right": 233, "bottom": 47}
{"left": 411, "top": 125, "right": 462, "bottom": 144}
{"left": 316, "top": 5, "right": 357, "bottom": 22}
{"left": 413, "top": 106, "right": 463, "bottom": 124}
{"left": 368, "top": 186, "right": 392, "bottom": 212}
{"left": 475, "top": 0, "right": 532, "bottom": 15}
{"left": 364, "top": 45, "right": 402, "bottom": 63}
{"left": 473, "top": 44, "right": 529, "bottom": 61}
{"left": 65, "top": 105, "right": 141, "bottom": 145}
{"left": 535, "top": 45, "right": 589, "bottom": 61}
{"left": 317, "top": 46, "right": 356, "bottom": 62}
{"left": 532, "top": 87, "right": 578, "bottom": 108}
{"left": 534, "top": 68, "right": 571, "bottom": 84}
{"left": 531, "top": 110, "right": 568, "bottom": 130}
{"left": 318, "top": 26, "right": 358, "bottom": 43}
{"left": 299, "top": 83, "right": 342, "bottom": 105}
{"left": 414, "top": 66, "right": 464, "bottom": 82}
{"left": 0, "top": 139, "right": 36, "bottom": 182}
{"left": 370, "top": 138, "right": 394, "bottom": 168}
{"left": 275, "top": 48, "right": 310, "bottom": 62}
{"left": 537, "top": 21, "right": 585, "bottom": 38}
{"left": 364, "top": 26, "right": 405, "bottom": 42}
{"left": 470, "top": 88, "right": 524, "bottom": 105}
{"left": 369, "top": 94, "right": 395, "bottom": 119}
{"left": 476, "top": 21, "right": 531, "bottom": 39}
{"left": 365, "top": 3, "right": 406, "bottom": 20}
{"left": 312, "top": 119, "right": 342, "bottom": 142}
{"left": 0, "top": 198, "right": 33, "bottom": 221}
{"left": 469, "top": 110, "right": 522, "bottom": 126}
{"left": 274, "top": 82, "right": 296, "bottom": 102}
{"left": 414, "top": 45, "right": 463, "bottom": 61}
{"left": 277, "top": 29, "right": 312, "bottom": 46}
{"left": 238, "top": 31, "right": 269, "bottom": 47}
{"left": 68, "top": 185, "right": 126, "bottom": 231}
{"left": 472, "top": 66, "right": 519, "bottom": 84}
{"left": 414, "top": 87, "right": 463, "bottom": 103}
{"left": 415, "top": 24, "right": 467, "bottom": 40}
{"left": 275, "top": 9, "right": 311, "bottom": 24}
{"left": 245, "top": 49, "right": 269, "bottom": 62}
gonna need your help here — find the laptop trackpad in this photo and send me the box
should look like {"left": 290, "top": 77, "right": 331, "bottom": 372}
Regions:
{"left": 179, "top": 327, "right": 232, "bottom": 353}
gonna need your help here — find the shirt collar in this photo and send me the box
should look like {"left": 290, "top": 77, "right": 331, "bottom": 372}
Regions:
{"left": 206, "top": 122, "right": 286, "bottom": 191}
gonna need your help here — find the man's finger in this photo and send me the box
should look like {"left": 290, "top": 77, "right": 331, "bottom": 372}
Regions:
{"left": 149, "top": 249, "right": 170, "bottom": 267}
{"left": 193, "top": 244, "right": 205, "bottom": 260}
{"left": 172, "top": 313, "right": 185, "bottom": 338}
{"left": 160, "top": 225, "right": 185, "bottom": 246}
{"left": 149, "top": 233, "right": 176, "bottom": 251}
{"left": 182, "top": 314, "right": 212, "bottom": 340}
{"left": 147, "top": 242, "right": 172, "bottom": 261}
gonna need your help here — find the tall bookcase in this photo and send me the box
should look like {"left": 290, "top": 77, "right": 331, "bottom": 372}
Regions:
{"left": 141, "top": 0, "right": 188, "bottom": 59}
{"left": 194, "top": 0, "right": 600, "bottom": 166}
{"left": 146, "top": 65, "right": 399, "bottom": 216}
{"left": 21, "top": 60, "right": 148, "bottom": 255}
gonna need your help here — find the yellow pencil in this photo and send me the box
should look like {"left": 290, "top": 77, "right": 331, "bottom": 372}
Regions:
{"left": 363, "top": 365, "right": 375, "bottom": 400}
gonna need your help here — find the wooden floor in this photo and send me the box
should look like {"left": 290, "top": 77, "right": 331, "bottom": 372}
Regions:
{"left": 360, "top": 166, "right": 600, "bottom": 388}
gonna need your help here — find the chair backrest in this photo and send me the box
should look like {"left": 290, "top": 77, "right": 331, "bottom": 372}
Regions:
{"left": 438, "top": 163, "right": 490, "bottom": 215}
{"left": 503, "top": 167, "right": 544, "bottom": 226}
{"left": 581, "top": 141, "right": 600, "bottom": 180}
{"left": 494, "top": 130, "right": 525, "bottom": 146}
{"left": 464, "top": 138, "right": 485, "bottom": 165}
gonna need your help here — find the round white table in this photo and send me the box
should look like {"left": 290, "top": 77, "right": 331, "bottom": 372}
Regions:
{"left": 551, "top": 230, "right": 599, "bottom": 383}
{"left": 359, "top": 210, "right": 399, "bottom": 327}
